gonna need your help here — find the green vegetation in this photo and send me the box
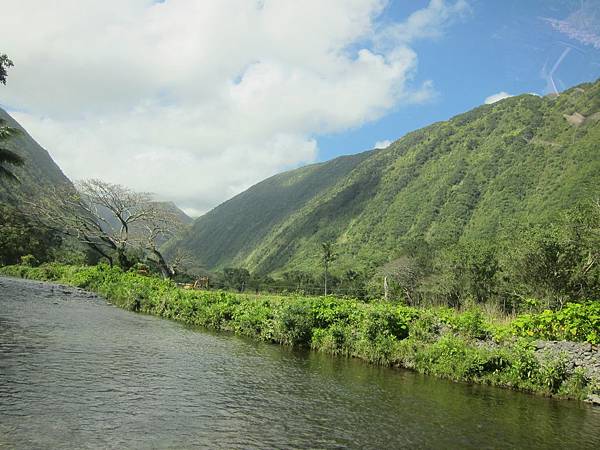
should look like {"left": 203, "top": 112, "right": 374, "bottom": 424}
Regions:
{"left": 165, "top": 151, "right": 371, "bottom": 270}
{"left": 0, "top": 106, "right": 72, "bottom": 204}
{"left": 1, "top": 68, "right": 598, "bottom": 403}
{"left": 2, "top": 262, "right": 598, "bottom": 401}
{"left": 0, "top": 118, "right": 24, "bottom": 181}
{"left": 0, "top": 204, "right": 63, "bottom": 265}
{"left": 512, "top": 302, "right": 600, "bottom": 344}
{"left": 170, "top": 80, "right": 600, "bottom": 309}
{"left": 0, "top": 53, "right": 13, "bottom": 85}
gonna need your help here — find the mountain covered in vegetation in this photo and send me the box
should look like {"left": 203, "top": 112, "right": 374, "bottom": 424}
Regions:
{"left": 0, "top": 107, "right": 192, "bottom": 265}
{"left": 0, "top": 107, "right": 72, "bottom": 202}
{"left": 173, "top": 80, "right": 600, "bottom": 278}
{"left": 168, "top": 150, "right": 372, "bottom": 269}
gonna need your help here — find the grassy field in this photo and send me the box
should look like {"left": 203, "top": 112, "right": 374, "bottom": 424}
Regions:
{"left": 1, "top": 262, "right": 598, "bottom": 400}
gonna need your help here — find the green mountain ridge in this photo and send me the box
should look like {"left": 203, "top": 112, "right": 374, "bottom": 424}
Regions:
{"left": 0, "top": 106, "right": 193, "bottom": 224}
{"left": 173, "top": 79, "right": 600, "bottom": 276}
{"left": 0, "top": 106, "right": 72, "bottom": 201}
{"left": 168, "top": 151, "right": 372, "bottom": 268}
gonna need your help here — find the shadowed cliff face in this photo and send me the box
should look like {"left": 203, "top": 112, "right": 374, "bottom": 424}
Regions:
{"left": 0, "top": 107, "right": 72, "bottom": 203}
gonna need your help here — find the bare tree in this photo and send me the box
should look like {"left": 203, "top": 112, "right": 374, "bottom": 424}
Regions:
{"left": 136, "top": 204, "right": 188, "bottom": 278}
{"left": 379, "top": 256, "right": 423, "bottom": 305}
{"left": 28, "top": 183, "right": 120, "bottom": 265}
{"left": 78, "top": 179, "right": 156, "bottom": 268}
{"left": 28, "top": 179, "right": 188, "bottom": 276}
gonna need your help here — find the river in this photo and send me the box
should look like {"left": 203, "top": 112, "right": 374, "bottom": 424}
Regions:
{"left": 1, "top": 277, "right": 599, "bottom": 449}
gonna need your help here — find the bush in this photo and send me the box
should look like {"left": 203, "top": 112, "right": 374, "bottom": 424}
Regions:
{"left": 512, "top": 302, "right": 600, "bottom": 344}
{"left": 273, "top": 301, "right": 315, "bottom": 347}
{"left": 439, "top": 308, "right": 489, "bottom": 340}
{"left": 20, "top": 254, "right": 38, "bottom": 267}
{"left": 409, "top": 311, "right": 440, "bottom": 342}
{"left": 311, "top": 323, "right": 353, "bottom": 356}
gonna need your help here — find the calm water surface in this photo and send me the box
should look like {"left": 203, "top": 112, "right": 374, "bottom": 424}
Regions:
{"left": 1, "top": 277, "right": 599, "bottom": 449}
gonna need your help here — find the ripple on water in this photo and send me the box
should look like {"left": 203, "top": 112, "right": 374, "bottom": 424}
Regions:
{"left": 1, "top": 276, "right": 600, "bottom": 449}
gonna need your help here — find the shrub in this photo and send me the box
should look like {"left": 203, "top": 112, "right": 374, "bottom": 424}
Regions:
{"left": 409, "top": 311, "right": 440, "bottom": 342}
{"left": 20, "top": 254, "right": 38, "bottom": 267}
{"left": 506, "top": 340, "right": 539, "bottom": 384}
{"left": 232, "top": 300, "right": 272, "bottom": 337}
{"left": 512, "top": 302, "right": 600, "bottom": 344}
{"left": 272, "top": 301, "right": 315, "bottom": 347}
{"left": 538, "top": 356, "right": 569, "bottom": 394}
{"left": 311, "top": 323, "right": 353, "bottom": 356}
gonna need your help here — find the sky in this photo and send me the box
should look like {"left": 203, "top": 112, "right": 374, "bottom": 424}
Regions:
{"left": 1, "top": 0, "right": 599, "bottom": 216}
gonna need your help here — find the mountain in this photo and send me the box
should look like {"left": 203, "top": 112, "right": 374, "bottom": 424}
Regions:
{"left": 172, "top": 79, "right": 600, "bottom": 275}
{"left": 0, "top": 106, "right": 192, "bottom": 221}
{"left": 159, "top": 201, "right": 193, "bottom": 225}
{"left": 166, "top": 151, "right": 372, "bottom": 269}
{"left": 0, "top": 107, "right": 72, "bottom": 202}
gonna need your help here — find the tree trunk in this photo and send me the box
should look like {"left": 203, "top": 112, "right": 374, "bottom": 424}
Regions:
{"left": 384, "top": 276, "right": 389, "bottom": 301}
{"left": 117, "top": 247, "right": 132, "bottom": 270}
{"left": 89, "top": 242, "right": 113, "bottom": 267}
{"left": 152, "top": 248, "right": 174, "bottom": 279}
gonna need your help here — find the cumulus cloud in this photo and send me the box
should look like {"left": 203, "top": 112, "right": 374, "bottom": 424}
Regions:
{"left": 484, "top": 91, "right": 513, "bottom": 104}
{"left": 374, "top": 140, "right": 392, "bottom": 149}
{"left": 0, "top": 0, "right": 468, "bottom": 215}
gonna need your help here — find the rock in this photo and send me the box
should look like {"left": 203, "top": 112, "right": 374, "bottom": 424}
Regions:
{"left": 586, "top": 394, "right": 600, "bottom": 405}
{"left": 564, "top": 112, "right": 586, "bottom": 126}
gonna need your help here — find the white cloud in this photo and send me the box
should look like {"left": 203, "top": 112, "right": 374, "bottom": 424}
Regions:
{"left": 544, "top": 1, "right": 600, "bottom": 49}
{"left": 0, "top": 0, "right": 468, "bottom": 214}
{"left": 374, "top": 140, "right": 392, "bottom": 149}
{"left": 484, "top": 91, "right": 513, "bottom": 104}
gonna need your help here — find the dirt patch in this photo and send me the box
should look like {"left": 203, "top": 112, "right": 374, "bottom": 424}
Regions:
{"left": 564, "top": 112, "right": 586, "bottom": 126}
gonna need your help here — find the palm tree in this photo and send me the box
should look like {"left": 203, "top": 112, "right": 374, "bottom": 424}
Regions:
{"left": 0, "top": 120, "right": 23, "bottom": 181}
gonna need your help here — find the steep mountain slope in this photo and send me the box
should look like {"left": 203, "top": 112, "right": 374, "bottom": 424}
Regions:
{"left": 160, "top": 201, "right": 193, "bottom": 225}
{"left": 173, "top": 80, "right": 600, "bottom": 275}
{"left": 0, "top": 107, "right": 72, "bottom": 201}
{"left": 169, "top": 151, "right": 372, "bottom": 268}
{"left": 0, "top": 106, "right": 192, "bottom": 223}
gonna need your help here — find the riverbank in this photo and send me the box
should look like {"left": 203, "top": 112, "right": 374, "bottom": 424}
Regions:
{"left": 1, "top": 263, "right": 599, "bottom": 402}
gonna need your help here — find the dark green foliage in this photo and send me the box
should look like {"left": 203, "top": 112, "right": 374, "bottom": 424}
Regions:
{"left": 0, "top": 53, "right": 13, "bottom": 85}
{"left": 222, "top": 267, "right": 251, "bottom": 292}
{"left": 273, "top": 301, "right": 315, "bottom": 346}
{"left": 0, "top": 204, "right": 62, "bottom": 265}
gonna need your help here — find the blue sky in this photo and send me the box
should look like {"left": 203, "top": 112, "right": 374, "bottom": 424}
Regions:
{"left": 1, "top": 0, "right": 599, "bottom": 215}
{"left": 319, "top": 0, "right": 600, "bottom": 160}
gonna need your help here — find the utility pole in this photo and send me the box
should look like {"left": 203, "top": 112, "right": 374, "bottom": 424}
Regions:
{"left": 384, "top": 275, "right": 389, "bottom": 301}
